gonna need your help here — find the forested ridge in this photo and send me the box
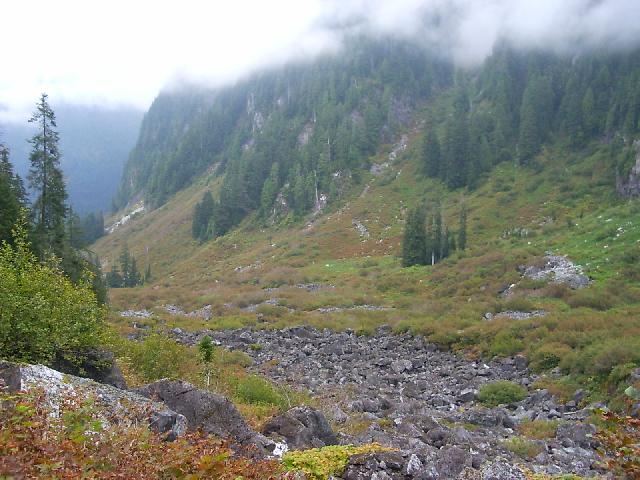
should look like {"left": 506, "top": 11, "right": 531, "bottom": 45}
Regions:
{"left": 115, "top": 38, "right": 640, "bottom": 243}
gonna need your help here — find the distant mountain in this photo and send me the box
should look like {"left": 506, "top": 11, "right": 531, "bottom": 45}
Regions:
{"left": 2, "top": 104, "right": 143, "bottom": 214}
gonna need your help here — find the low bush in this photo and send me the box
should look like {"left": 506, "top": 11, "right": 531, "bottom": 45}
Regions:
{"left": 502, "top": 436, "right": 544, "bottom": 459}
{"left": 0, "top": 390, "right": 284, "bottom": 479}
{"left": 530, "top": 343, "right": 573, "bottom": 372}
{"left": 567, "top": 289, "right": 616, "bottom": 311}
{"left": 477, "top": 381, "right": 528, "bottom": 407}
{"left": 519, "top": 420, "right": 560, "bottom": 439}
{"left": 234, "top": 374, "right": 287, "bottom": 408}
{"left": 126, "top": 333, "right": 196, "bottom": 383}
{"left": 489, "top": 331, "right": 525, "bottom": 357}
{"left": 282, "top": 444, "right": 392, "bottom": 479}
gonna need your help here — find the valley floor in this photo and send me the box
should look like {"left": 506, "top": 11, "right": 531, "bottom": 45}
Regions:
{"left": 162, "top": 325, "right": 602, "bottom": 478}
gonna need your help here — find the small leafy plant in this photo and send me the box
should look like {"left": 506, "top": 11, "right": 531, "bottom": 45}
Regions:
{"left": 477, "top": 380, "right": 527, "bottom": 407}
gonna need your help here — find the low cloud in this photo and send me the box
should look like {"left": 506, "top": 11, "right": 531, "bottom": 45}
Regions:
{"left": 1, "top": 0, "right": 639, "bottom": 122}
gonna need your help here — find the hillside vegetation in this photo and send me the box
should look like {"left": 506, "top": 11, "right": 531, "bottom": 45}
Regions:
{"left": 97, "top": 41, "right": 640, "bottom": 406}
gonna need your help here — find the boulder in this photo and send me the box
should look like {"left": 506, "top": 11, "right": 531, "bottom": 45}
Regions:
{"left": 0, "top": 361, "right": 185, "bottom": 440}
{"left": 555, "top": 423, "right": 596, "bottom": 449}
{"left": 435, "top": 445, "right": 471, "bottom": 478}
{"left": 342, "top": 452, "right": 406, "bottom": 480}
{"left": 135, "top": 379, "right": 271, "bottom": 451}
{"left": 480, "top": 458, "right": 526, "bottom": 480}
{"left": 51, "top": 349, "right": 127, "bottom": 389}
{"left": 262, "top": 406, "right": 338, "bottom": 449}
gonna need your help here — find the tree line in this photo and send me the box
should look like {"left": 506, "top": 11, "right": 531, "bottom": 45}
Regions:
{"left": 419, "top": 48, "right": 640, "bottom": 190}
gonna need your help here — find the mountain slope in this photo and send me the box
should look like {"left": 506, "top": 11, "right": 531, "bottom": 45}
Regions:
{"left": 96, "top": 42, "right": 640, "bottom": 405}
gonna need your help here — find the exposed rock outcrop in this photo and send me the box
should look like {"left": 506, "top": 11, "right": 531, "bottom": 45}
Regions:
{"left": 134, "top": 379, "right": 274, "bottom": 454}
{"left": 0, "top": 361, "right": 186, "bottom": 440}
{"left": 51, "top": 349, "right": 127, "bottom": 389}
{"left": 262, "top": 406, "right": 338, "bottom": 449}
{"left": 616, "top": 139, "right": 640, "bottom": 197}
{"left": 521, "top": 254, "right": 590, "bottom": 289}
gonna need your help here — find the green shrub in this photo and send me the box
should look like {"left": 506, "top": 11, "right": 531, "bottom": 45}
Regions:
{"left": 567, "top": 289, "right": 616, "bottom": 311}
{"left": 0, "top": 220, "right": 105, "bottom": 365}
{"left": 477, "top": 381, "right": 528, "bottom": 406}
{"left": 489, "top": 331, "right": 525, "bottom": 357}
{"left": 519, "top": 420, "right": 560, "bottom": 440}
{"left": 530, "top": 343, "right": 573, "bottom": 372}
{"left": 234, "top": 375, "right": 286, "bottom": 408}
{"left": 503, "top": 437, "right": 543, "bottom": 458}
{"left": 571, "top": 338, "right": 640, "bottom": 378}
{"left": 282, "top": 444, "right": 392, "bottom": 479}
{"left": 128, "top": 334, "right": 192, "bottom": 382}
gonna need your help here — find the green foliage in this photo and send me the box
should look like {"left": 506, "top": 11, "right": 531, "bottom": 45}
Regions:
{"left": 28, "top": 93, "right": 67, "bottom": 257}
{"left": 127, "top": 333, "right": 191, "bottom": 382}
{"left": 477, "top": 381, "right": 527, "bottom": 407}
{"left": 530, "top": 343, "right": 573, "bottom": 372}
{"left": 282, "top": 444, "right": 393, "bottom": 479}
{"left": 0, "top": 141, "right": 27, "bottom": 245}
{"left": 402, "top": 206, "right": 427, "bottom": 267}
{"left": 519, "top": 420, "right": 560, "bottom": 440}
{"left": 108, "top": 245, "right": 143, "bottom": 288}
{"left": 234, "top": 374, "right": 287, "bottom": 408}
{"left": 0, "top": 217, "right": 105, "bottom": 365}
{"left": 192, "top": 190, "right": 216, "bottom": 241}
{"left": 198, "top": 335, "right": 215, "bottom": 364}
{"left": 502, "top": 436, "right": 544, "bottom": 459}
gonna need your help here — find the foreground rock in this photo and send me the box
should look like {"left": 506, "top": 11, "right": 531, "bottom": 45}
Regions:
{"left": 51, "top": 348, "right": 127, "bottom": 389}
{"left": 263, "top": 406, "right": 338, "bottom": 449}
{"left": 0, "top": 361, "right": 186, "bottom": 440}
{"left": 135, "top": 379, "right": 274, "bottom": 454}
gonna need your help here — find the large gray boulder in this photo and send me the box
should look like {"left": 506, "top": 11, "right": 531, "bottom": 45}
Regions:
{"left": 134, "top": 379, "right": 273, "bottom": 453}
{"left": 51, "top": 348, "right": 127, "bottom": 389}
{"left": 262, "top": 405, "right": 338, "bottom": 449}
{"left": 0, "top": 361, "right": 186, "bottom": 440}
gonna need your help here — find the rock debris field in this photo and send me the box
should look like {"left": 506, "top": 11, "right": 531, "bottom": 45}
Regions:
{"left": 171, "top": 325, "right": 606, "bottom": 479}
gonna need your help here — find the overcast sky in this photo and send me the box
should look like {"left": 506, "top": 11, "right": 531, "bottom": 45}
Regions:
{"left": 2, "top": 0, "right": 639, "bottom": 123}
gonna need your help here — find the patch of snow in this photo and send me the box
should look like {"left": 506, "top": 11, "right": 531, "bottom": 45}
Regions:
{"left": 107, "top": 202, "right": 145, "bottom": 234}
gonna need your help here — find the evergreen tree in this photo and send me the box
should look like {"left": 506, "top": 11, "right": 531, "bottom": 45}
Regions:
{"left": 401, "top": 206, "right": 427, "bottom": 267}
{"left": 106, "top": 264, "right": 123, "bottom": 288}
{"left": 421, "top": 129, "right": 441, "bottom": 178}
{"left": 27, "top": 93, "right": 67, "bottom": 256}
{"left": 144, "top": 263, "right": 152, "bottom": 284}
{"left": 127, "top": 256, "right": 141, "bottom": 287}
{"left": 0, "top": 141, "right": 26, "bottom": 244}
{"left": 443, "top": 114, "right": 470, "bottom": 188}
{"left": 198, "top": 335, "right": 215, "bottom": 388}
{"left": 432, "top": 208, "right": 443, "bottom": 263}
{"left": 458, "top": 203, "right": 468, "bottom": 251}
{"left": 260, "top": 163, "right": 279, "bottom": 216}
{"left": 582, "top": 87, "right": 596, "bottom": 137}
{"left": 518, "top": 75, "right": 553, "bottom": 165}
{"left": 192, "top": 190, "right": 215, "bottom": 241}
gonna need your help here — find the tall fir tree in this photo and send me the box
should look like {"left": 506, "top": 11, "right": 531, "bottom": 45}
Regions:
{"left": 402, "top": 206, "right": 427, "bottom": 267}
{"left": 27, "top": 93, "right": 67, "bottom": 255}
{"left": 0, "top": 141, "right": 26, "bottom": 244}
{"left": 421, "top": 129, "right": 441, "bottom": 178}
{"left": 192, "top": 190, "right": 215, "bottom": 241}
{"left": 458, "top": 203, "right": 468, "bottom": 251}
